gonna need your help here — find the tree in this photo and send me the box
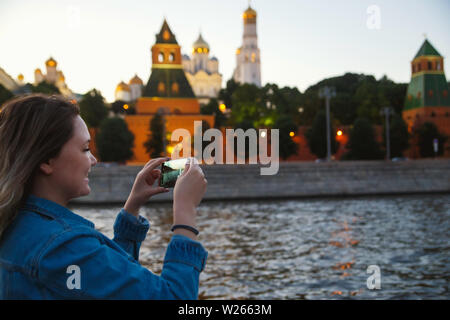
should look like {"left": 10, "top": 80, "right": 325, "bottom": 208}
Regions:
{"left": 305, "top": 111, "right": 339, "bottom": 159}
{"left": 383, "top": 114, "right": 410, "bottom": 158}
{"left": 0, "top": 84, "right": 13, "bottom": 107}
{"left": 79, "top": 89, "right": 108, "bottom": 128}
{"left": 96, "top": 117, "right": 134, "bottom": 162}
{"left": 200, "top": 98, "right": 226, "bottom": 128}
{"left": 218, "top": 78, "right": 239, "bottom": 110}
{"left": 416, "top": 122, "right": 447, "bottom": 158}
{"left": 144, "top": 112, "right": 168, "bottom": 158}
{"left": 273, "top": 114, "right": 299, "bottom": 160}
{"left": 230, "top": 83, "right": 267, "bottom": 127}
{"left": 342, "top": 117, "right": 384, "bottom": 160}
{"left": 31, "top": 81, "right": 60, "bottom": 95}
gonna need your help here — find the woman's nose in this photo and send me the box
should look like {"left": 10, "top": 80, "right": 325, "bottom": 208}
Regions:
{"left": 91, "top": 155, "right": 97, "bottom": 166}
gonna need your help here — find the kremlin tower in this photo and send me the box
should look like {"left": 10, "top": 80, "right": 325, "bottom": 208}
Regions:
{"left": 233, "top": 5, "right": 262, "bottom": 87}
{"left": 403, "top": 39, "right": 450, "bottom": 157}
{"left": 124, "top": 20, "right": 214, "bottom": 163}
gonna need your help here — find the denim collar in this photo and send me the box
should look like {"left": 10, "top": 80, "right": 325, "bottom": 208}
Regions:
{"left": 23, "top": 194, "right": 95, "bottom": 229}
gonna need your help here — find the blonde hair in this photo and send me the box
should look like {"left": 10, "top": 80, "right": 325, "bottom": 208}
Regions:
{"left": 0, "top": 94, "right": 79, "bottom": 239}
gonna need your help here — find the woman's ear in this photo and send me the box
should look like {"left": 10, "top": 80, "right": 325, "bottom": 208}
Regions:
{"left": 39, "top": 160, "right": 53, "bottom": 175}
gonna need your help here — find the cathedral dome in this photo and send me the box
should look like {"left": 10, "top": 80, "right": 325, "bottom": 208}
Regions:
{"left": 46, "top": 57, "right": 57, "bottom": 67}
{"left": 116, "top": 81, "right": 130, "bottom": 92}
{"left": 193, "top": 33, "right": 209, "bottom": 53}
{"left": 129, "top": 74, "right": 143, "bottom": 85}
{"left": 243, "top": 6, "right": 257, "bottom": 19}
{"left": 34, "top": 68, "right": 42, "bottom": 74}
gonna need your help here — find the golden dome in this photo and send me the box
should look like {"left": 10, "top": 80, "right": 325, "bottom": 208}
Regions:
{"left": 46, "top": 57, "right": 57, "bottom": 67}
{"left": 115, "top": 81, "right": 130, "bottom": 92}
{"left": 17, "top": 74, "right": 24, "bottom": 81}
{"left": 193, "top": 33, "right": 210, "bottom": 53}
{"left": 129, "top": 74, "right": 143, "bottom": 85}
{"left": 243, "top": 6, "right": 257, "bottom": 19}
{"left": 34, "top": 68, "right": 42, "bottom": 74}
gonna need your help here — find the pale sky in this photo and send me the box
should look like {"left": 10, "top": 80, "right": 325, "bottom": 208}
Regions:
{"left": 1, "top": 0, "right": 449, "bottom": 102}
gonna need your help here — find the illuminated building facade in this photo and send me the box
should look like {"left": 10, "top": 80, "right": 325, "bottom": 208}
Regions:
{"left": 233, "top": 5, "right": 262, "bottom": 87}
{"left": 182, "top": 33, "right": 222, "bottom": 105}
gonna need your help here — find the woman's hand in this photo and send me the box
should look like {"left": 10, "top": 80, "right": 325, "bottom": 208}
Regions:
{"left": 172, "top": 158, "right": 207, "bottom": 239}
{"left": 124, "top": 157, "right": 170, "bottom": 217}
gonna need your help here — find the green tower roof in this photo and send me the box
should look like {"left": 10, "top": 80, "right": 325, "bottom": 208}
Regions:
{"left": 155, "top": 19, "right": 178, "bottom": 44}
{"left": 142, "top": 68, "right": 195, "bottom": 98}
{"left": 414, "top": 39, "right": 441, "bottom": 58}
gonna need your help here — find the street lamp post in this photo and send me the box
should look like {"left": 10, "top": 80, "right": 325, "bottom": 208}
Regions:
{"left": 380, "top": 107, "right": 394, "bottom": 160}
{"left": 319, "top": 86, "right": 336, "bottom": 161}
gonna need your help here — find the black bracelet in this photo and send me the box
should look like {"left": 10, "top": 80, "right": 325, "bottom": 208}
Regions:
{"left": 171, "top": 224, "right": 199, "bottom": 236}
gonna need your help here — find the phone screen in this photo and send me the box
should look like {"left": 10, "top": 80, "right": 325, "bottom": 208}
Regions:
{"left": 159, "top": 158, "right": 189, "bottom": 188}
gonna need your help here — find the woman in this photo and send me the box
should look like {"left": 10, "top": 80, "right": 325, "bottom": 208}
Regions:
{"left": 0, "top": 94, "right": 208, "bottom": 299}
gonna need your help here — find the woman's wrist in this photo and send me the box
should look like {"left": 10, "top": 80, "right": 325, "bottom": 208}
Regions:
{"left": 173, "top": 206, "right": 196, "bottom": 227}
{"left": 124, "top": 197, "right": 140, "bottom": 217}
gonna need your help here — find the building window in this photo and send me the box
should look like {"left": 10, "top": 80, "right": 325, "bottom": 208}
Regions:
{"left": 430, "top": 111, "right": 436, "bottom": 117}
{"left": 437, "top": 61, "right": 441, "bottom": 70}
{"left": 428, "top": 61, "right": 433, "bottom": 70}
{"left": 169, "top": 52, "right": 175, "bottom": 62}
{"left": 158, "top": 52, "right": 164, "bottom": 62}
{"left": 171, "top": 82, "right": 179, "bottom": 94}
{"left": 418, "top": 64, "right": 421, "bottom": 71}
{"left": 158, "top": 82, "right": 165, "bottom": 94}
{"left": 251, "top": 52, "right": 256, "bottom": 63}
{"left": 445, "top": 112, "right": 449, "bottom": 117}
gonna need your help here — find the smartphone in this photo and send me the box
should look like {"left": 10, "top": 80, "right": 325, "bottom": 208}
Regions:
{"left": 159, "top": 158, "right": 189, "bottom": 188}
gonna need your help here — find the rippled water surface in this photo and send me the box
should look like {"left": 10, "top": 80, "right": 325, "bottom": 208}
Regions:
{"left": 71, "top": 194, "right": 450, "bottom": 299}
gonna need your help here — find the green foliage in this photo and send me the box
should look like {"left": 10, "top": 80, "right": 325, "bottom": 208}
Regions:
{"left": 79, "top": 89, "right": 108, "bottom": 128}
{"left": 416, "top": 122, "right": 447, "bottom": 157}
{"left": 0, "top": 84, "right": 13, "bottom": 107}
{"left": 200, "top": 98, "right": 226, "bottom": 128}
{"left": 383, "top": 114, "right": 410, "bottom": 158}
{"left": 31, "top": 81, "right": 61, "bottom": 95}
{"left": 273, "top": 114, "right": 299, "bottom": 160}
{"left": 96, "top": 117, "right": 134, "bottom": 162}
{"left": 144, "top": 112, "right": 168, "bottom": 158}
{"left": 230, "top": 83, "right": 267, "bottom": 127}
{"left": 218, "top": 79, "right": 239, "bottom": 110}
{"left": 305, "top": 111, "right": 339, "bottom": 159}
{"left": 299, "top": 73, "right": 407, "bottom": 126}
{"left": 342, "top": 117, "right": 384, "bottom": 160}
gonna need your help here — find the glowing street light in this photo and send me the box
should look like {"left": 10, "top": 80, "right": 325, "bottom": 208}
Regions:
{"left": 123, "top": 104, "right": 129, "bottom": 110}
{"left": 337, "top": 130, "right": 343, "bottom": 136}
{"left": 219, "top": 103, "right": 226, "bottom": 112}
{"left": 289, "top": 131, "right": 295, "bottom": 137}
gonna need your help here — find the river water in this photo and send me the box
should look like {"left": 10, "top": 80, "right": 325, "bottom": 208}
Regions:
{"left": 71, "top": 194, "right": 450, "bottom": 299}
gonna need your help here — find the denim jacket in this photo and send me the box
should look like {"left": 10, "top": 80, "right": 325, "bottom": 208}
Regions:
{"left": 0, "top": 195, "right": 208, "bottom": 299}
